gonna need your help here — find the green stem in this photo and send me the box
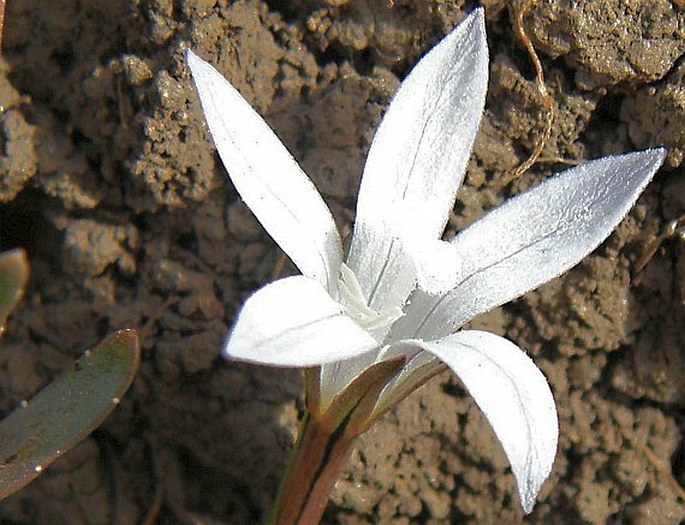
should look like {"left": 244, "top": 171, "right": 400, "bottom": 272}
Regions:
{"left": 268, "top": 412, "right": 357, "bottom": 525}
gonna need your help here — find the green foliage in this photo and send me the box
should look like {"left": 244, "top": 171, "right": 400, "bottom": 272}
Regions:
{"left": 0, "top": 248, "right": 140, "bottom": 500}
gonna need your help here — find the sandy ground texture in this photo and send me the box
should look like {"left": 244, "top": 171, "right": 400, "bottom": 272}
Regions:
{"left": 0, "top": 0, "right": 683, "bottom": 523}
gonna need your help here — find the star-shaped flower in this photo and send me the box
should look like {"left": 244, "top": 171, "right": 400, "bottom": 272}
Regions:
{"left": 186, "top": 8, "right": 665, "bottom": 513}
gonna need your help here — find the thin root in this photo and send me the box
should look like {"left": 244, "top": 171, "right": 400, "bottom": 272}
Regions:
{"left": 533, "top": 156, "right": 579, "bottom": 167}
{"left": 499, "top": 0, "right": 555, "bottom": 189}
{"left": 141, "top": 484, "right": 165, "bottom": 525}
{"left": 634, "top": 216, "right": 685, "bottom": 273}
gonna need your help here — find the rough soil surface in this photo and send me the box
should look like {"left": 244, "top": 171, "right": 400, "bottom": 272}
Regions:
{"left": 0, "top": 0, "right": 684, "bottom": 523}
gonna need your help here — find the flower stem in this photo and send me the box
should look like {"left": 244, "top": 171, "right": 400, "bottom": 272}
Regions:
{"left": 268, "top": 412, "right": 357, "bottom": 525}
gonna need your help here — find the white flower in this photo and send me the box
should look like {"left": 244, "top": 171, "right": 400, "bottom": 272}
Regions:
{"left": 186, "top": 8, "right": 666, "bottom": 514}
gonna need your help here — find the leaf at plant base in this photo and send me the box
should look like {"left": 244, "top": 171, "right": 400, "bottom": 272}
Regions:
{"left": 0, "top": 329, "right": 140, "bottom": 500}
{"left": 0, "top": 248, "right": 29, "bottom": 333}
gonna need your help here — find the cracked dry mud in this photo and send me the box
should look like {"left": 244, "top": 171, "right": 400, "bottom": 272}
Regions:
{"left": 0, "top": 0, "right": 683, "bottom": 523}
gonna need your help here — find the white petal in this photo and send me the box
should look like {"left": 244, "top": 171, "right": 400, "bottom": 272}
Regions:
{"left": 345, "top": 229, "right": 416, "bottom": 313}
{"left": 395, "top": 148, "right": 667, "bottom": 339}
{"left": 406, "top": 238, "right": 462, "bottom": 295}
{"left": 346, "top": 8, "right": 488, "bottom": 310}
{"left": 224, "top": 276, "right": 378, "bottom": 366}
{"left": 354, "top": 8, "right": 487, "bottom": 238}
{"left": 404, "top": 330, "right": 558, "bottom": 514}
{"left": 186, "top": 50, "right": 343, "bottom": 291}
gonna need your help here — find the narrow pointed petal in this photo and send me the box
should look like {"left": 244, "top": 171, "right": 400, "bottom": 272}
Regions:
{"left": 395, "top": 331, "right": 558, "bottom": 513}
{"left": 346, "top": 8, "right": 488, "bottom": 311}
{"left": 186, "top": 50, "right": 343, "bottom": 290}
{"left": 224, "top": 276, "right": 378, "bottom": 366}
{"left": 395, "top": 148, "right": 667, "bottom": 340}
{"left": 354, "top": 8, "right": 488, "bottom": 238}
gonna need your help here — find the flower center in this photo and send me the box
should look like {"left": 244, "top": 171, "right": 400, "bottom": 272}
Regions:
{"left": 337, "top": 263, "right": 403, "bottom": 340}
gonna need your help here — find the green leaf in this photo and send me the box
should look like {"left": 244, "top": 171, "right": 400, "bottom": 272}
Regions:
{"left": 0, "top": 329, "right": 140, "bottom": 500}
{"left": 0, "top": 248, "right": 29, "bottom": 333}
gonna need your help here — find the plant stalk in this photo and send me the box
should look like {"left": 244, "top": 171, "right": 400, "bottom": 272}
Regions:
{"left": 268, "top": 412, "right": 357, "bottom": 525}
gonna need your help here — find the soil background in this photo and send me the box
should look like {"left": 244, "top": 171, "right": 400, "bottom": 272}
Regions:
{"left": 0, "top": 0, "right": 684, "bottom": 523}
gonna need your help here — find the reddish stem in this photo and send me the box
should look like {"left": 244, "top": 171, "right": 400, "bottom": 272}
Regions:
{"left": 269, "top": 413, "right": 357, "bottom": 525}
